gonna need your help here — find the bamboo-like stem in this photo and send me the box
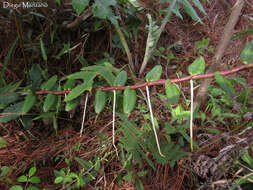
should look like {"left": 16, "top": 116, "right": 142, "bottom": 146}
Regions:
{"left": 34, "top": 63, "right": 253, "bottom": 95}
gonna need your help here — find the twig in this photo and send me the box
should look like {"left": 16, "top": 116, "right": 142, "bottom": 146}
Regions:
{"left": 34, "top": 63, "right": 253, "bottom": 95}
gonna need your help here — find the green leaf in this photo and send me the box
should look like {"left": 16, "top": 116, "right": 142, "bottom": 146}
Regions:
{"left": 0, "top": 137, "right": 7, "bottom": 148}
{"left": 94, "top": 89, "right": 107, "bottom": 114}
{"left": 63, "top": 79, "right": 76, "bottom": 90}
{"left": 192, "top": 0, "right": 207, "bottom": 15}
{"left": 137, "top": 170, "right": 147, "bottom": 177}
{"left": 74, "top": 157, "right": 92, "bottom": 170}
{"left": 123, "top": 86, "right": 136, "bottom": 114}
{"left": 181, "top": 0, "right": 203, "bottom": 24}
{"left": 0, "top": 166, "right": 10, "bottom": 178}
{"left": 56, "top": 43, "right": 70, "bottom": 59}
{"left": 99, "top": 69, "right": 115, "bottom": 86}
{"left": 123, "top": 172, "right": 134, "bottom": 181}
{"left": 145, "top": 65, "right": 162, "bottom": 82}
{"left": 26, "top": 186, "right": 40, "bottom": 190}
{"left": 28, "top": 176, "right": 41, "bottom": 184}
{"left": 114, "top": 71, "right": 127, "bottom": 86}
{"left": 28, "top": 166, "right": 36, "bottom": 178}
{"left": 53, "top": 116, "right": 58, "bottom": 132}
{"left": 41, "top": 75, "right": 58, "bottom": 90}
{"left": 188, "top": 56, "right": 205, "bottom": 75}
{"left": 165, "top": 80, "right": 180, "bottom": 105}
{"left": 92, "top": 0, "right": 116, "bottom": 20}
{"left": 0, "top": 101, "right": 24, "bottom": 123}
{"left": 0, "top": 37, "right": 18, "bottom": 86}
{"left": 72, "top": 0, "right": 89, "bottom": 15}
{"left": 17, "top": 175, "right": 28, "bottom": 182}
{"left": 28, "top": 64, "right": 42, "bottom": 88}
{"left": 214, "top": 72, "right": 236, "bottom": 97}
{"left": 9, "top": 185, "right": 23, "bottom": 190}
{"left": 240, "top": 41, "right": 253, "bottom": 64}
{"left": 136, "top": 178, "right": 144, "bottom": 190}
{"left": 65, "top": 97, "right": 80, "bottom": 111}
{"left": 22, "top": 92, "right": 36, "bottom": 114}
{"left": 40, "top": 38, "right": 47, "bottom": 62}
{"left": 65, "top": 80, "right": 93, "bottom": 102}
{"left": 67, "top": 71, "right": 97, "bottom": 81}
{"left": 54, "top": 176, "right": 63, "bottom": 184}
{"left": 33, "top": 112, "right": 55, "bottom": 120}
{"left": 0, "top": 92, "right": 20, "bottom": 108}
{"left": 242, "top": 150, "right": 253, "bottom": 168}
{"left": 43, "top": 93, "right": 57, "bottom": 112}
{"left": 0, "top": 81, "right": 21, "bottom": 93}
{"left": 65, "top": 72, "right": 97, "bottom": 101}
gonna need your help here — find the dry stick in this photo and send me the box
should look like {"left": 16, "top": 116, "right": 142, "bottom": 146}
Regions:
{"left": 35, "top": 63, "right": 253, "bottom": 95}
{"left": 193, "top": 0, "right": 245, "bottom": 110}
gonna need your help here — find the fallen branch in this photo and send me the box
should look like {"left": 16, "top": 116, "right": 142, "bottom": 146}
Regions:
{"left": 193, "top": 0, "right": 245, "bottom": 109}
{"left": 35, "top": 63, "right": 253, "bottom": 95}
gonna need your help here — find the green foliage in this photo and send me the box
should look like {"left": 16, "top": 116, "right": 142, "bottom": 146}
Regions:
{"left": 43, "top": 93, "right": 57, "bottom": 112}
{"left": 181, "top": 0, "right": 206, "bottom": 24}
{"left": 10, "top": 166, "right": 41, "bottom": 190}
{"left": 22, "top": 91, "right": 36, "bottom": 114}
{"left": 41, "top": 75, "right": 57, "bottom": 90}
{"left": 0, "top": 137, "right": 7, "bottom": 148}
{"left": 0, "top": 101, "right": 24, "bottom": 123}
{"left": 195, "top": 37, "right": 213, "bottom": 54}
{"left": 240, "top": 40, "right": 253, "bottom": 64}
{"left": 160, "top": 0, "right": 206, "bottom": 24}
{"left": 93, "top": 0, "right": 117, "bottom": 23}
{"left": 117, "top": 113, "right": 186, "bottom": 169}
{"left": 0, "top": 92, "right": 20, "bottom": 109}
{"left": 145, "top": 65, "right": 162, "bottom": 82}
{"left": 94, "top": 89, "right": 107, "bottom": 114}
{"left": 188, "top": 56, "right": 205, "bottom": 75}
{"left": 123, "top": 86, "right": 136, "bottom": 114}
{"left": 214, "top": 72, "right": 236, "bottom": 97}
{"left": 114, "top": 71, "right": 127, "bottom": 86}
{"left": 40, "top": 38, "right": 47, "bottom": 63}
{"left": 0, "top": 37, "right": 18, "bottom": 86}
{"left": 165, "top": 80, "right": 180, "bottom": 105}
{"left": 72, "top": 0, "right": 90, "bottom": 15}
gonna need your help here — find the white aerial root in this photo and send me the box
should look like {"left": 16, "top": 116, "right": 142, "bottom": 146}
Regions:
{"left": 146, "top": 86, "right": 165, "bottom": 157}
{"left": 112, "top": 90, "right": 118, "bottom": 156}
{"left": 80, "top": 93, "right": 89, "bottom": 137}
{"left": 190, "top": 79, "right": 194, "bottom": 152}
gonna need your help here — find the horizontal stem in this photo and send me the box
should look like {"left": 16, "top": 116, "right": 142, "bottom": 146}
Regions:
{"left": 35, "top": 63, "right": 253, "bottom": 95}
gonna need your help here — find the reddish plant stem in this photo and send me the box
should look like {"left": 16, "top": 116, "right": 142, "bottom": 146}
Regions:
{"left": 35, "top": 63, "right": 253, "bottom": 95}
